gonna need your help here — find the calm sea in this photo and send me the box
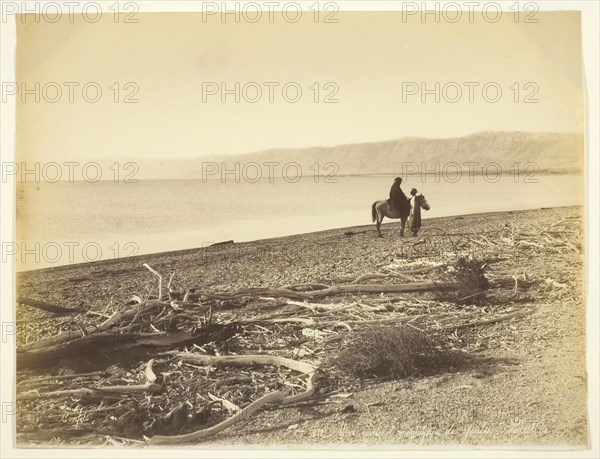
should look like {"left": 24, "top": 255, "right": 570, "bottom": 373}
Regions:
{"left": 15, "top": 174, "right": 583, "bottom": 271}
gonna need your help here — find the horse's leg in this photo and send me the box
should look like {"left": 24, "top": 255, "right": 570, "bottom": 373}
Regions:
{"left": 377, "top": 214, "right": 383, "bottom": 238}
{"left": 375, "top": 206, "right": 383, "bottom": 237}
{"left": 400, "top": 217, "right": 406, "bottom": 237}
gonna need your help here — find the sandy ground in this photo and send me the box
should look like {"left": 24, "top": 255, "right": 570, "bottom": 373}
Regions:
{"left": 15, "top": 206, "right": 588, "bottom": 447}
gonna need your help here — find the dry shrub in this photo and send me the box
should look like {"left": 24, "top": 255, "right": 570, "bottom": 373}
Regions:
{"left": 329, "top": 325, "right": 469, "bottom": 379}
{"left": 435, "top": 257, "right": 490, "bottom": 305}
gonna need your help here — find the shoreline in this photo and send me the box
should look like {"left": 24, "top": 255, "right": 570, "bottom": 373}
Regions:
{"left": 15, "top": 205, "right": 579, "bottom": 275}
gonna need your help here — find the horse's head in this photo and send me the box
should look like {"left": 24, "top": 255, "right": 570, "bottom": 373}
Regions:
{"left": 418, "top": 194, "right": 430, "bottom": 211}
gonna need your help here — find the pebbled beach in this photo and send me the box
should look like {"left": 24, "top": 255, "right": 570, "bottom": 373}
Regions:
{"left": 14, "top": 206, "right": 588, "bottom": 446}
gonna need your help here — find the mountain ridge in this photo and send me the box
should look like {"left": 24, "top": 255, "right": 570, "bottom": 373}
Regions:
{"left": 39, "top": 131, "right": 583, "bottom": 180}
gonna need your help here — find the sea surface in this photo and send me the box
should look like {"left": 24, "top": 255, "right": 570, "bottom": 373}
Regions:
{"left": 15, "top": 174, "right": 583, "bottom": 271}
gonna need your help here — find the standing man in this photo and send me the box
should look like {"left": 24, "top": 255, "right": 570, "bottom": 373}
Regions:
{"left": 409, "top": 188, "right": 420, "bottom": 236}
{"left": 389, "top": 177, "right": 410, "bottom": 212}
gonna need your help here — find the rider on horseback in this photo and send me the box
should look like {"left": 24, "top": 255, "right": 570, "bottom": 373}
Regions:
{"left": 389, "top": 177, "right": 410, "bottom": 212}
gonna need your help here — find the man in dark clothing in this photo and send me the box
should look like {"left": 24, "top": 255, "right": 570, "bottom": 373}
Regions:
{"left": 389, "top": 177, "right": 410, "bottom": 212}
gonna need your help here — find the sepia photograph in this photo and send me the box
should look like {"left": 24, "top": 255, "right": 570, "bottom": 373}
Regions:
{"left": 1, "top": 1, "right": 598, "bottom": 456}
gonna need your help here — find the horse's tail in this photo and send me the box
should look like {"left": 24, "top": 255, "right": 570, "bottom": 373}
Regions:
{"left": 371, "top": 201, "right": 378, "bottom": 222}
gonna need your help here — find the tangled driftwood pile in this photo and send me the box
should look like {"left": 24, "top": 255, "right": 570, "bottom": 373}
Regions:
{"left": 15, "top": 215, "right": 581, "bottom": 445}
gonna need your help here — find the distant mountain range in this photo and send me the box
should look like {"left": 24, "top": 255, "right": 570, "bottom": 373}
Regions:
{"left": 48, "top": 131, "right": 583, "bottom": 181}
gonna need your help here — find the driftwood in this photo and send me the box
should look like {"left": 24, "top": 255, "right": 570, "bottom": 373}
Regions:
{"left": 333, "top": 264, "right": 447, "bottom": 284}
{"left": 17, "top": 371, "right": 109, "bottom": 388}
{"left": 210, "top": 240, "right": 234, "bottom": 247}
{"left": 17, "top": 382, "right": 163, "bottom": 401}
{"left": 397, "top": 264, "right": 448, "bottom": 275}
{"left": 150, "top": 391, "right": 286, "bottom": 444}
{"left": 318, "top": 313, "right": 437, "bottom": 328}
{"left": 442, "top": 308, "right": 535, "bottom": 331}
{"left": 148, "top": 353, "right": 318, "bottom": 444}
{"left": 344, "top": 230, "right": 369, "bottom": 236}
{"left": 19, "top": 299, "right": 167, "bottom": 352}
{"left": 281, "top": 282, "right": 332, "bottom": 291}
{"left": 144, "top": 359, "right": 157, "bottom": 383}
{"left": 144, "top": 263, "right": 164, "bottom": 300}
{"left": 18, "top": 359, "right": 160, "bottom": 400}
{"left": 187, "top": 276, "right": 522, "bottom": 302}
{"left": 18, "top": 273, "right": 527, "bottom": 369}
{"left": 191, "top": 282, "right": 456, "bottom": 301}
{"left": 17, "top": 297, "right": 80, "bottom": 315}
{"left": 348, "top": 273, "right": 411, "bottom": 283}
{"left": 489, "top": 278, "right": 532, "bottom": 289}
{"left": 17, "top": 324, "right": 241, "bottom": 370}
{"left": 286, "top": 300, "right": 385, "bottom": 313}
{"left": 243, "top": 313, "right": 449, "bottom": 330}
{"left": 15, "top": 240, "right": 553, "bottom": 444}
{"left": 286, "top": 300, "right": 350, "bottom": 312}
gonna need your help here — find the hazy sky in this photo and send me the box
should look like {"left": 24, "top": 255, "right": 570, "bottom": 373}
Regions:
{"left": 16, "top": 11, "right": 583, "bottom": 161}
